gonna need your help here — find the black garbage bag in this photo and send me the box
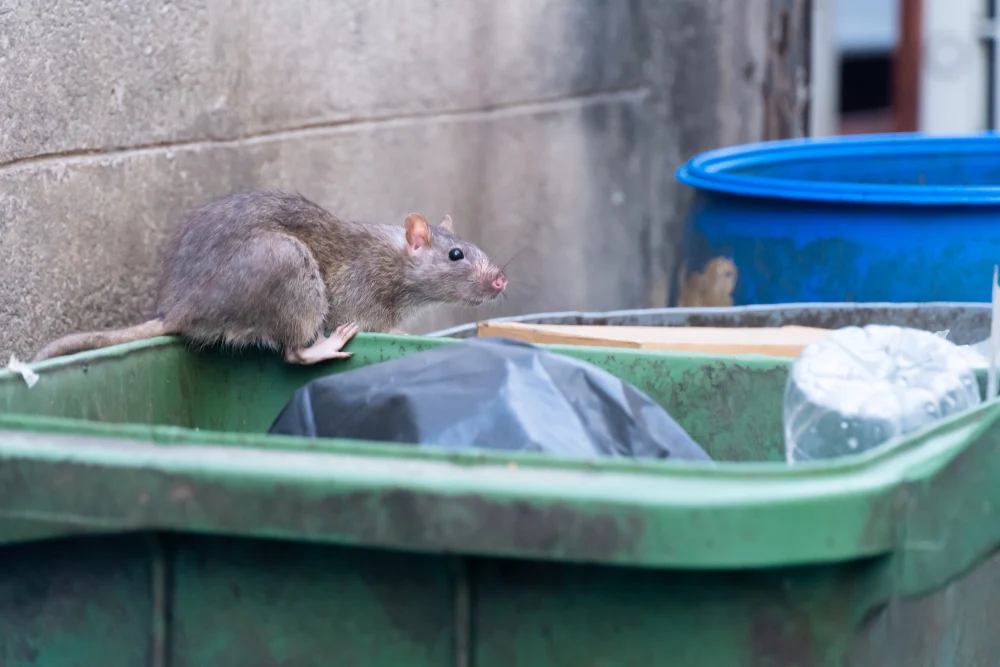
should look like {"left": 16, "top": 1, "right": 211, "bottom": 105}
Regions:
{"left": 268, "top": 337, "right": 711, "bottom": 461}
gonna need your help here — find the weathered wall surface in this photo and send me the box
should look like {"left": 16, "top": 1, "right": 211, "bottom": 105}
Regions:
{"left": 0, "top": 0, "right": 789, "bottom": 357}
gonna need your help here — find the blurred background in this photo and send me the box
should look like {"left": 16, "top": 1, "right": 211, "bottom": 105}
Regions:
{"left": 826, "top": 0, "right": 988, "bottom": 136}
{"left": 0, "top": 0, "right": 985, "bottom": 358}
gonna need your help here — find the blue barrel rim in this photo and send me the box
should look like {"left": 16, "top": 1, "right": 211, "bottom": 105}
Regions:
{"left": 676, "top": 132, "right": 1000, "bottom": 205}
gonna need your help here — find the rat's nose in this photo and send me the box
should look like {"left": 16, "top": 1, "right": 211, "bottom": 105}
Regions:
{"left": 492, "top": 275, "right": 507, "bottom": 292}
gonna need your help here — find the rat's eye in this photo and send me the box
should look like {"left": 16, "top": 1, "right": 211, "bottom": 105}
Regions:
{"left": 448, "top": 248, "right": 464, "bottom": 261}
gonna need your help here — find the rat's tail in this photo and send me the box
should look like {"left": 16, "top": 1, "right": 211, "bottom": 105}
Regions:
{"left": 33, "top": 319, "right": 173, "bottom": 362}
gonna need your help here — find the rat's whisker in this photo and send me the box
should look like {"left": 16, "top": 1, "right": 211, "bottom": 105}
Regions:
{"left": 500, "top": 248, "right": 525, "bottom": 274}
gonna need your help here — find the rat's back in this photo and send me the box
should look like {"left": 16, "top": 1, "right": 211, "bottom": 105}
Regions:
{"left": 166, "top": 190, "right": 332, "bottom": 258}
{"left": 157, "top": 191, "right": 333, "bottom": 295}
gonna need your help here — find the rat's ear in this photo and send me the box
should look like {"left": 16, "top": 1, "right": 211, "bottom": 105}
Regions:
{"left": 405, "top": 213, "right": 430, "bottom": 252}
{"left": 439, "top": 214, "right": 454, "bottom": 232}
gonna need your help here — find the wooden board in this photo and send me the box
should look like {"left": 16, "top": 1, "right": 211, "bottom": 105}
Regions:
{"left": 475, "top": 321, "right": 832, "bottom": 358}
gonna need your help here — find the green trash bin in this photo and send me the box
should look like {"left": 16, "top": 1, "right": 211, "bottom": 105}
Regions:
{"left": 0, "top": 332, "right": 999, "bottom": 666}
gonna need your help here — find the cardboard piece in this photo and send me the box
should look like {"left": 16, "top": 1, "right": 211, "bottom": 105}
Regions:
{"left": 475, "top": 321, "right": 832, "bottom": 358}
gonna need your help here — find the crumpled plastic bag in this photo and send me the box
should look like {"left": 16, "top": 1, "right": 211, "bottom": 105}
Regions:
{"left": 268, "top": 337, "right": 711, "bottom": 461}
{"left": 785, "top": 325, "right": 981, "bottom": 463}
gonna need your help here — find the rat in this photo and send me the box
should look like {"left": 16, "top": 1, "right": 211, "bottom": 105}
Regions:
{"left": 33, "top": 190, "right": 508, "bottom": 364}
{"left": 677, "top": 257, "right": 738, "bottom": 308}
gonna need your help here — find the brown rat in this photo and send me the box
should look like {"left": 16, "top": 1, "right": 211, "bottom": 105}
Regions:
{"left": 677, "top": 257, "right": 738, "bottom": 308}
{"left": 33, "top": 190, "right": 508, "bottom": 364}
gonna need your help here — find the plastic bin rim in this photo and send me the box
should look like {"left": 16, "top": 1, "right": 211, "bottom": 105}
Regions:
{"left": 676, "top": 132, "right": 1000, "bottom": 205}
{"left": 11, "top": 332, "right": 991, "bottom": 481}
{"left": 0, "top": 398, "right": 995, "bottom": 576}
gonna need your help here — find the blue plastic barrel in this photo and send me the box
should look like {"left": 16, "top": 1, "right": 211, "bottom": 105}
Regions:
{"left": 674, "top": 133, "right": 1000, "bottom": 306}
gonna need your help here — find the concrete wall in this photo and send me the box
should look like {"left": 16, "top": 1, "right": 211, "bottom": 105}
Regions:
{"left": 0, "top": 0, "right": 783, "bottom": 358}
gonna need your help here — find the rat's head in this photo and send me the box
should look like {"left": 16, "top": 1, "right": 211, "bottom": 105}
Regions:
{"left": 704, "top": 257, "right": 738, "bottom": 296}
{"left": 402, "top": 213, "right": 507, "bottom": 306}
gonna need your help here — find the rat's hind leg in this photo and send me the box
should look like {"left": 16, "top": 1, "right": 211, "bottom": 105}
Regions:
{"left": 284, "top": 322, "right": 360, "bottom": 365}
{"left": 162, "top": 233, "right": 329, "bottom": 355}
